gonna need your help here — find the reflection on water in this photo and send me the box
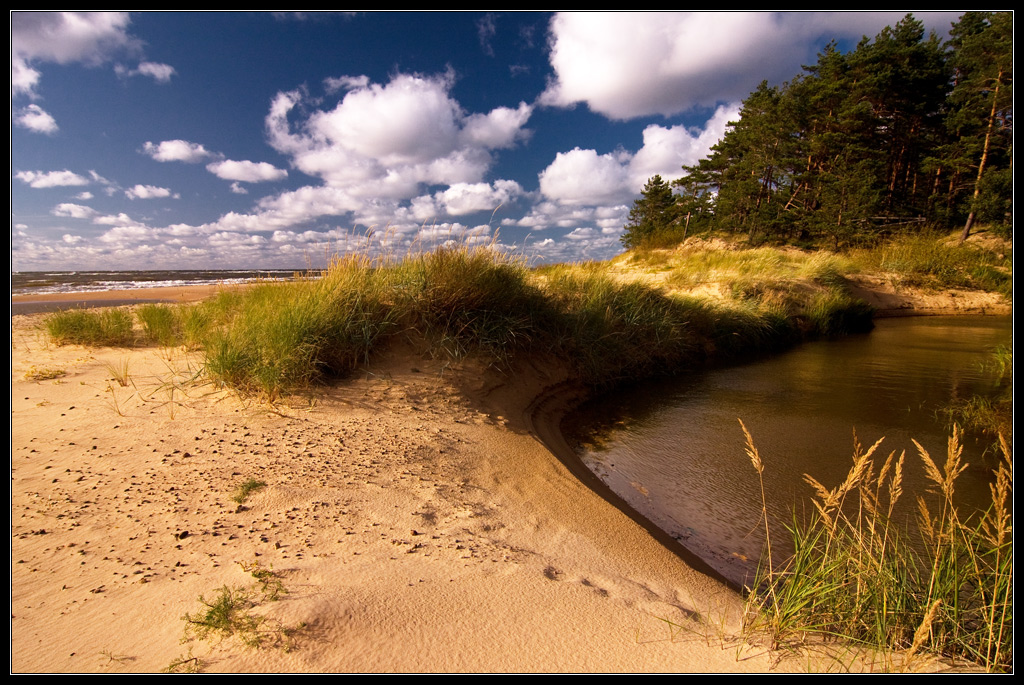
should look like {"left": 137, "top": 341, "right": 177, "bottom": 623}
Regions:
{"left": 564, "top": 316, "right": 1011, "bottom": 587}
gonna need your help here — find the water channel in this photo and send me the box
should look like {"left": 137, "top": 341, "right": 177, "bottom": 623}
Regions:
{"left": 563, "top": 316, "right": 1012, "bottom": 587}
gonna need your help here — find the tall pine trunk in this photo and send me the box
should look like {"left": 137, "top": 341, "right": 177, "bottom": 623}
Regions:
{"left": 960, "top": 74, "right": 1002, "bottom": 244}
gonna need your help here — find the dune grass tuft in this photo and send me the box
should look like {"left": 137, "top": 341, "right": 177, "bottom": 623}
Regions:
{"left": 200, "top": 256, "right": 401, "bottom": 400}
{"left": 136, "top": 304, "right": 182, "bottom": 347}
{"left": 164, "top": 244, "right": 882, "bottom": 398}
{"left": 539, "top": 267, "right": 692, "bottom": 384}
{"left": 849, "top": 232, "right": 1012, "bottom": 297}
{"left": 40, "top": 243, "right": 889, "bottom": 399}
{"left": 400, "top": 246, "right": 550, "bottom": 364}
{"left": 801, "top": 290, "right": 876, "bottom": 337}
{"left": 45, "top": 308, "right": 135, "bottom": 347}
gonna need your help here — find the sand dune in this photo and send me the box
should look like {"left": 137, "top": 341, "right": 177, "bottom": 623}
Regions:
{"left": 12, "top": 308, "right": 775, "bottom": 673}
{"left": 12, "top": 278, "right": 999, "bottom": 672}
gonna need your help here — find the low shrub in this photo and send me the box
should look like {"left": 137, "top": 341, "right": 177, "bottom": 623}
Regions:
{"left": 231, "top": 479, "right": 267, "bottom": 504}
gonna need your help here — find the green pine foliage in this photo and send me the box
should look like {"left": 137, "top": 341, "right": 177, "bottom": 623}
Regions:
{"left": 620, "top": 175, "right": 679, "bottom": 249}
{"left": 626, "top": 13, "right": 1012, "bottom": 250}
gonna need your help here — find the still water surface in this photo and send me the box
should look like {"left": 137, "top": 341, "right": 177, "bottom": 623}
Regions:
{"left": 565, "top": 316, "right": 1011, "bottom": 587}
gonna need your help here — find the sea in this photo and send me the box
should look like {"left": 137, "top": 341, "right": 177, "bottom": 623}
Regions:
{"left": 10, "top": 269, "right": 311, "bottom": 316}
{"left": 11, "top": 269, "right": 304, "bottom": 297}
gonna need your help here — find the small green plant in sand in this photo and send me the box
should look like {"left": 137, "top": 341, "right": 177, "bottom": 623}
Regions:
{"left": 181, "top": 585, "right": 267, "bottom": 649}
{"left": 163, "top": 647, "right": 203, "bottom": 674}
{"left": 239, "top": 560, "right": 287, "bottom": 601}
{"left": 104, "top": 383, "right": 130, "bottom": 417}
{"left": 104, "top": 358, "right": 132, "bottom": 387}
{"left": 143, "top": 356, "right": 206, "bottom": 420}
{"left": 231, "top": 479, "right": 267, "bottom": 504}
{"left": 172, "top": 562, "right": 299, "bottom": 671}
{"left": 740, "top": 422, "right": 1013, "bottom": 672}
{"left": 23, "top": 365, "right": 66, "bottom": 381}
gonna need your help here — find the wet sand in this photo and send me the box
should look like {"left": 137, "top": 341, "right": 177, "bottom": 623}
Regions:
{"left": 11, "top": 284, "right": 227, "bottom": 316}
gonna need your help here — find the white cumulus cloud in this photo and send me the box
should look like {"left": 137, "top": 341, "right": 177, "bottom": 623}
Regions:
{"left": 539, "top": 148, "right": 631, "bottom": 206}
{"left": 11, "top": 58, "right": 41, "bottom": 97}
{"left": 125, "top": 184, "right": 176, "bottom": 200}
{"left": 540, "top": 12, "right": 960, "bottom": 120}
{"left": 142, "top": 139, "right": 214, "bottom": 163}
{"left": 323, "top": 74, "right": 370, "bottom": 93}
{"left": 94, "top": 212, "right": 142, "bottom": 226}
{"left": 137, "top": 61, "right": 176, "bottom": 82}
{"left": 14, "top": 169, "right": 90, "bottom": 188}
{"left": 52, "top": 203, "right": 98, "bottom": 219}
{"left": 307, "top": 73, "right": 463, "bottom": 166}
{"left": 206, "top": 159, "right": 288, "bottom": 183}
{"left": 11, "top": 11, "right": 134, "bottom": 66}
{"left": 429, "top": 180, "right": 523, "bottom": 217}
{"left": 192, "top": 71, "right": 538, "bottom": 243}
{"left": 627, "top": 104, "right": 740, "bottom": 186}
{"left": 14, "top": 104, "right": 59, "bottom": 134}
{"left": 461, "top": 102, "right": 533, "bottom": 149}
{"left": 266, "top": 72, "right": 532, "bottom": 199}
{"left": 11, "top": 12, "right": 135, "bottom": 97}
{"left": 117, "top": 61, "right": 177, "bottom": 82}
{"left": 98, "top": 224, "right": 157, "bottom": 245}
{"left": 537, "top": 104, "right": 738, "bottom": 210}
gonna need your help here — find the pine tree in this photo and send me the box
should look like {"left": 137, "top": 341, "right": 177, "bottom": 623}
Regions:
{"left": 946, "top": 12, "right": 1013, "bottom": 241}
{"left": 620, "top": 175, "right": 677, "bottom": 249}
{"left": 706, "top": 81, "right": 799, "bottom": 241}
{"left": 661, "top": 12, "right": 1010, "bottom": 249}
{"left": 673, "top": 163, "right": 717, "bottom": 240}
{"left": 845, "top": 15, "right": 951, "bottom": 218}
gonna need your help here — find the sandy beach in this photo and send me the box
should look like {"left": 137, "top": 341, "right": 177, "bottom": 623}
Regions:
{"left": 10, "top": 281, "right": 1008, "bottom": 673}
{"left": 11, "top": 284, "right": 233, "bottom": 316}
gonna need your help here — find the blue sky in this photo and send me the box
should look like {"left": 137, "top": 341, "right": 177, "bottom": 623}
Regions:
{"left": 11, "top": 11, "right": 964, "bottom": 271}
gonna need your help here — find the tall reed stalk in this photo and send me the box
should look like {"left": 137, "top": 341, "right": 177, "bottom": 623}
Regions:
{"left": 742, "top": 425, "right": 1013, "bottom": 671}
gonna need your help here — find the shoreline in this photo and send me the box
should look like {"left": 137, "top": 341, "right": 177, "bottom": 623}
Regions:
{"left": 11, "top": 283, "right": 1008, "bottom": 672}
{"left": 10, "top": 284, "right": 233, "bottom": 316}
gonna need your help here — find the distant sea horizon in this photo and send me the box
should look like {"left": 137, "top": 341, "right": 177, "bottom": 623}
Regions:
{"left": 10, "top": 269, "right": 309, "bottom": 297}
